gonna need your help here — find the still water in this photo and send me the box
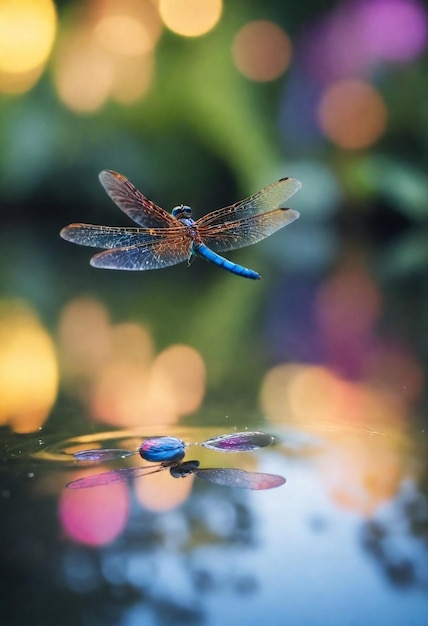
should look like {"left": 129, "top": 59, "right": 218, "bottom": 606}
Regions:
{"left": 1, "top": 418, "right": 427, "bottom": 626}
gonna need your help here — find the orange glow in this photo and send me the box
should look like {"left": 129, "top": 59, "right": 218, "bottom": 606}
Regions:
{"left": 90, "top": 363, "right": 150, "bottom": 426}
{"left": 321, "top": 436, "right": 405, "bottom": 515}
{"left": 135, "top": 467, "right": 195, "bottom": 511}
{"left": 59, "top": 478, "right": 130, "bottom": 545}
{"left": 318, "top": 80, "right": 387, "bottom": 149}
{"left": 0, "top": 301, "right": 58, "bottom": 433}
{"left": 0, "top": 63, "right": 46, "bottom": 94}
{"left": 93, "top": 0, "right": 162, "bottom": 55}
{"left": 95, "top": 15, "right": 152, "bottom": 55}
{"left": 58, "top": 297, "right": 113, "bottom": 395}
{"left": 54, "top": 0, "right": 160, "bottom": 111}
{"left": 260, "top": 363, "right": 406, "bottom": 429}
{"left": 54, "top": 28, "right": 112, "bottom": 113}
{"left": 0, "top": 0, "right": 57, "bottom": 94}
{"left": 110, "top": 52, "right": 154, "bottom": 104}
{"left": 232, "top": 20, "right": 292, "bottom": 82}
{"left": 59, "top": 298, "right": 205, "bottom": 427}
{"left": 159, "top": 0, "right": 222, "bottom": 37}
{"left": 145, "top": 345, "right": 206, "bottom": 421}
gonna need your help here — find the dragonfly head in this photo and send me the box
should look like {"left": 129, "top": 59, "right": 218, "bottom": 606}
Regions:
{"left": 170, "top": 460, "right": 200, "bottom": 478}
{"left": 172, "top": 204, "right": 192, "bottom": 219}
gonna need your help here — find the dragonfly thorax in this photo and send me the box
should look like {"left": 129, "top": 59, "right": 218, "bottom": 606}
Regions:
{"left": 172, "top": 205, "right": 193, "bottom": 219}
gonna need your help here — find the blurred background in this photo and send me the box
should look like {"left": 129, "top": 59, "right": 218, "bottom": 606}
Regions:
{"left": 0, "top": 0, "right": 428, "bottom": 624}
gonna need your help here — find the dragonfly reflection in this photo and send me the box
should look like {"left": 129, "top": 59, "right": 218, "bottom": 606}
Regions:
{"left": 60, "top": 170, "right": 301, "bottom": 280}
{"left": 67, "top": 432, "right": 286, "bottom": 490}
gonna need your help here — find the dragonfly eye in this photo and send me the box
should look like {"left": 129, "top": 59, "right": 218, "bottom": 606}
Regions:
{"left": 172, "top": 205, "right": 192, "bottom": 218}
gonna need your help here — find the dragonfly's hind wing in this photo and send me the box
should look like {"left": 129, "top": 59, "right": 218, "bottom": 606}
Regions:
{"left": 197, "top": 208, "right": 299, "bottom": 253}
{"left": 194, "top": 468, "right": 286, "bottom": 490}
{"left": 197, "top": 178, "right": 301, "bottom": 227}
{"left": 99, "top": 170, "right": 178, "bottom": 228}
{"left": 66, "top": 465, "right": 164, "bottom": 489}
{"left": 90, "top": 236, "right": 192, "bottom": 270}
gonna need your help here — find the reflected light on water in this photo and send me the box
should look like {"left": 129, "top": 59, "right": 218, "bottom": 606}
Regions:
{"left": 0, "top": 0, "right": 57, "bottom": 93}
{"left": 232, "top": 20, "right": 292, "bottom": 82}
{"left": 59, "top": 479, "right": 130, "bottom": 545}
{"left": 0, "top": 300, "right": 58, "bottom": 433}
{"left": 159, "top": 0, "right": 222, "bottom": 37}
{"left": 321, "top": 436, "right": 406, "bottom": 516}
{"left": 260, "top": 363, "right": 407, "bottom": 429}
{"left": 135, "top": 467, "right": 195, "bottom": 511}
{"left": 318, "top": 79, "right": 387, "bottom": 149}
{"left": 260, "top": 362, "right": 411, "bottom": 515}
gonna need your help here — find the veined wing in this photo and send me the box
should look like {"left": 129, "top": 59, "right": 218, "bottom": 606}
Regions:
{"left": 196, "top": 177, "right": 301, "bottom": 227}
{"left": 199, "top": 431, "right": 274, "bottom": 451}
{"left": 194, "top": 468, "right": 286, "bottom": 490}
{"left": 99, "top": 170, "right": 178, "bottom": 228}
{"left": 197, "top": 208, "right": 299, "bottom": 253}
{"left": 66, "top": 464, "right": 165, "bottom": 489}
{"left": 60, "top": 223, "right": 186, "bottom": 249}
{"left": 73, "top": 449, "right": 137, "bottom": 462}
{"left": 89, "top": 236, "right": 191, "bottom": 270}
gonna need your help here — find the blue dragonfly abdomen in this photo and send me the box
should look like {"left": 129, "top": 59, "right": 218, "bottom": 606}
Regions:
{"left": 192, "top": 242, "right": 261, "bottom": 280}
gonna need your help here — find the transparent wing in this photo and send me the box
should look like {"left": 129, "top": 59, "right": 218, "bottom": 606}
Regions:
{"left": 66, "top": 464, "right": 164, "bottom": 489}
{"left": 89, "top": 237, "right": 191, "bottom": 270}
{"left": 197, "top": 208, "right": 299, "bottom": 253}
{"left": 99, "top": 170, "right": 178, "bottom": 228}
{"left": 199, "top": 432, "right": 274, "bottom": 452}
{"left": 73, "top": 449, "right": 137, "bottom": 462}
{"left": 60, "top": 223, "right": 185, "bottom": 249}
{"left": 196, "top": 178, "right": 301, "bottom": 227}
{"left": 194, "top": 468, "right": 286, "bottom": 490}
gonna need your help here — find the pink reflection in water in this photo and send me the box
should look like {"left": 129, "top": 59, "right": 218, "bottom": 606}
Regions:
{"left": 59, "top": 477, "right": 130, "bottom": 545}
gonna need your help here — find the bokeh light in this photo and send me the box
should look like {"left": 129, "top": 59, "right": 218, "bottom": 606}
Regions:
{"left": 363, "top": 0, "right": 428, "bottom": 62}
{"left": 260, "top": 363, "right": 406, "bottom": 429}
{"left": 0, "top": 300, "right": 58, "bottom": 433}
{"left": 305, "top": 0, "right": 428, "bottom": 85}
{"left": 318, "top": 79, "right": 387, "bottom": 149}
{"left": 0, "top": 0, "right": 57, "bottom": 94}
{"left": 321, "top": 434, "right": 406, "bottom": 515}
{"left": 232, "top": 20, "right": 292, "bottom": 82}
{"left": 58, "top": 297, "right": 114, "bottom": 396}
{"left": 316, "top": 263, "right": 382, "bottom": 377}
{"left": 159, "top": 0, "right": 222, "bottom": 38}
{"left": 58, "top": 297, "right": 205, "bottom": 427}
{"left": 59, "top": 479, "right": 130, "bottom": 545}
{"left": 54, "top": 0, "right": 161, "bottom": 112}
{"left": 54, "top": 28, "right": 113, "bottom": 113}
{"left": 93, "top": 0, "right": 162, "bottom": 55}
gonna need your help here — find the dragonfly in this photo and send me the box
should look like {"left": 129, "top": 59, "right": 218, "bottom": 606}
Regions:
{"left": 67, "top": 431, "right": 286, "bottom": 490}
{"left": 60, "top": 170, "right": 301, "bottom": 280}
